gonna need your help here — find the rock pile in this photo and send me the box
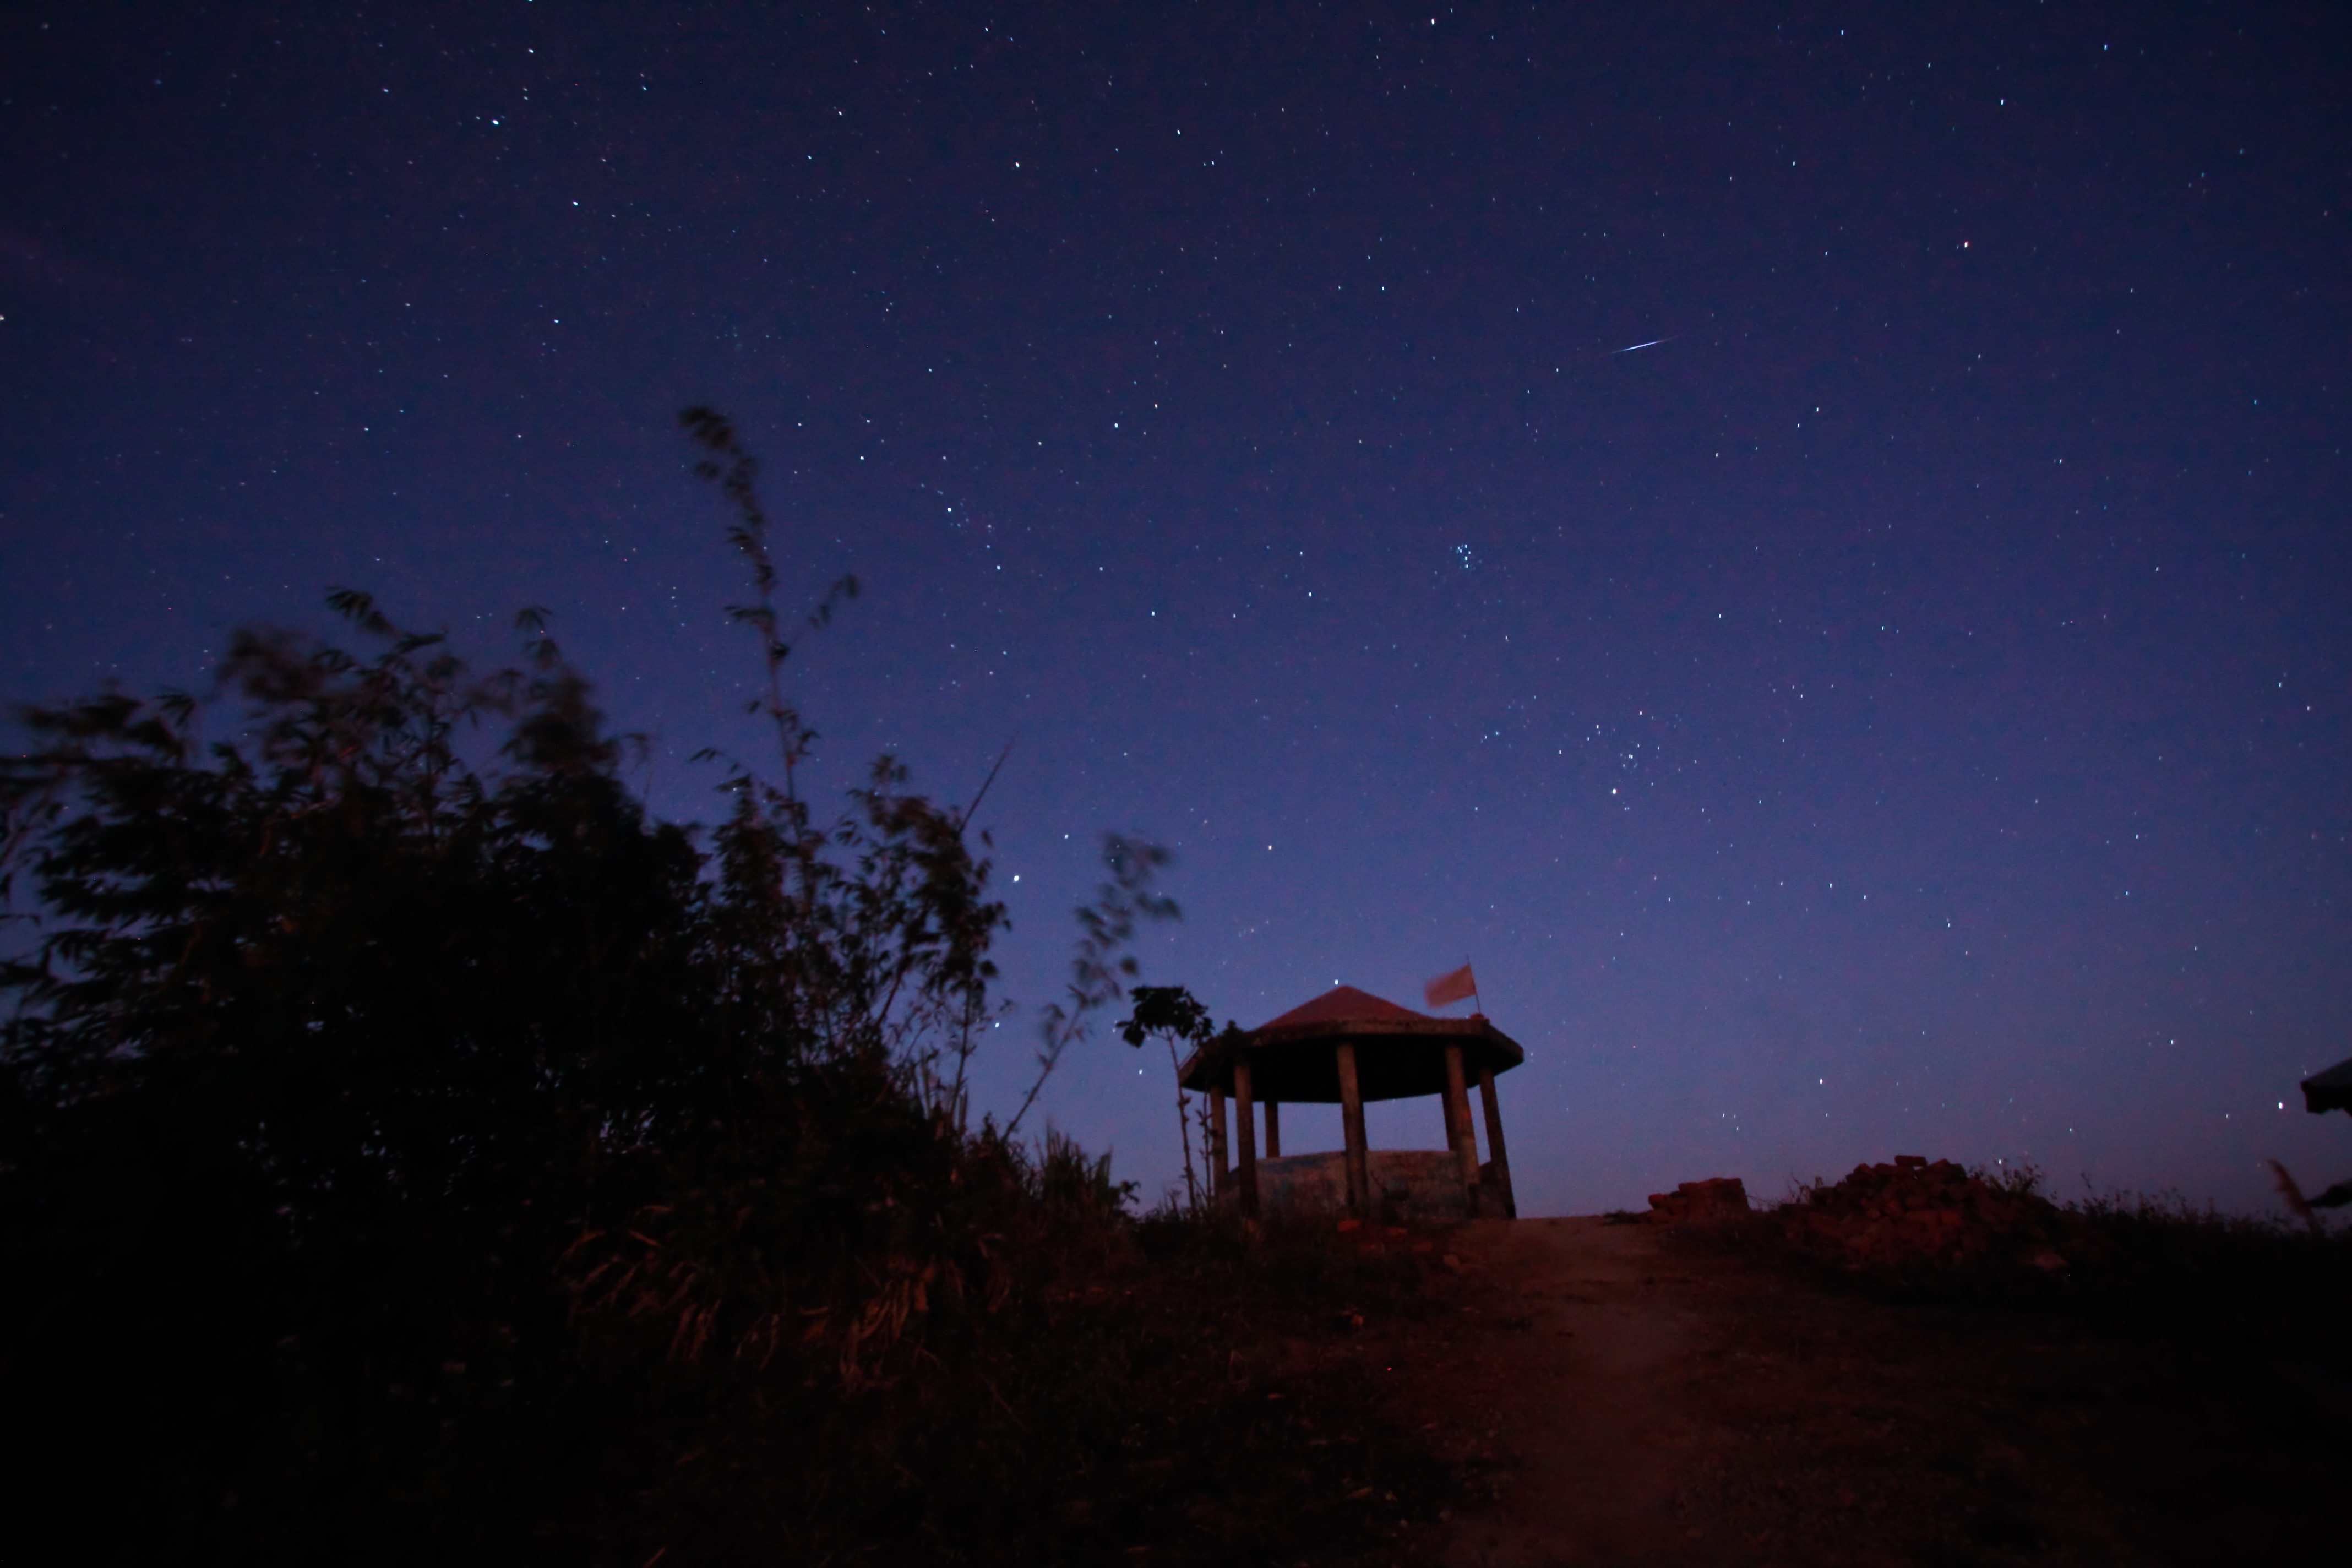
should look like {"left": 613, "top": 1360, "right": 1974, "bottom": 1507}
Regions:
{"left": 1784, "top": 1155, "right": 2071, "bottom": 1275}
{"left": 1645, "top": 1177, "right": 1751, "bottom": 1223}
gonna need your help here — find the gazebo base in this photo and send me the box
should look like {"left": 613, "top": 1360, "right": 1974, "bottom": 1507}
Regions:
{"left": 1240, "top": 1150, "right": 1477, "bottom": 1225}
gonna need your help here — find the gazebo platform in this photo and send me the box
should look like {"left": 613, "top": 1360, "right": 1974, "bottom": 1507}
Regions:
{"left": 1177, "top": 985, "right": 1523, "bottom": 1221}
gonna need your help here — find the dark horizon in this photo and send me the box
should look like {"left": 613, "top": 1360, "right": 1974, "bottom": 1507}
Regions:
{"left": 4, "top": 1, "right": 2348, "bottom": 1215}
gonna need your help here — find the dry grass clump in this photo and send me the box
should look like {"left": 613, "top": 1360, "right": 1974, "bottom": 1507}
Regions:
{"left": 1755, "top": 1155, "right": 2352, "bottom": 1344}
{"left": 640, "top": 1200, "right": 1452, "bottom": 1568}
{"left": 1779, "top": 1155, "right": 2084, "bottom": 1281}
{"left": 1653, "top": 1174, "right": 2352, "bottom": 1567}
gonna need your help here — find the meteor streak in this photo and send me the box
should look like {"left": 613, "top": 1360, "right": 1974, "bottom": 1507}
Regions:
{"left": 1613, "top": 335, "right": 1679, "bottom": 354}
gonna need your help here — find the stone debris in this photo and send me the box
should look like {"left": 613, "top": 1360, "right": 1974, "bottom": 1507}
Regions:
{"left": 1782, "top": 1155, "right": 2071, "bottom": 1275}
{"left": 1644, "top": 1177, "right": 1751, "bottom": 1223}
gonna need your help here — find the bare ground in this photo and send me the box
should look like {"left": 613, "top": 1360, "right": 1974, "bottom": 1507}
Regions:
{"left": 1328, "top": 1214, "right": 2347, "bottom": 1568}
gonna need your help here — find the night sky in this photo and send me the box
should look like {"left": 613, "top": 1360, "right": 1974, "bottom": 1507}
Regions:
{"left": 6, "top": 2, "right": 2349, "bottom": 1216}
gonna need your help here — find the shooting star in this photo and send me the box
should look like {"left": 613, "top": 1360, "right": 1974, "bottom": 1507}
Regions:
{"left": 1612, "top": 335, "right": 1679, "bottom": 355}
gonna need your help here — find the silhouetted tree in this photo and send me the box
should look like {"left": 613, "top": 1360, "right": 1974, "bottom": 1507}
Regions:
{"left": 1119, "top": 984, "right": 1228, "bottom": 1210}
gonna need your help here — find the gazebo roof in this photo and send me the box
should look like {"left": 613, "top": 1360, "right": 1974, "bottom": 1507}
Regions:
{"left": 1177, "top": 984, "right": 1526, "bottom": 1103}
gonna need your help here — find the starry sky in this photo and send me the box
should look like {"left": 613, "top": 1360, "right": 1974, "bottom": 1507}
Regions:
{"left": 5, "top": 2, "right": 2349, "bottom": 1216}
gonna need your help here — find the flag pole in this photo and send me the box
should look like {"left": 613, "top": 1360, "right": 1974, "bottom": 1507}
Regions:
{"left": 1469, "top": 956, "right": 1482, "bottom": 1014}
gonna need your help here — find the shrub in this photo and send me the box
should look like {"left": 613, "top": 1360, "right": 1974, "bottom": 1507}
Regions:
{"left": 0, "top": 415, "right": 1172, "bottom": 1562}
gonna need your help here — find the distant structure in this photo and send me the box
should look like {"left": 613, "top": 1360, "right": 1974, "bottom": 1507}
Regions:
{"left": 2291, "top": 1055, "right": 2352, "bottom": 1213}
{"left": 1176, "top": 984, "right": 1523, "bottom": 1222}
{"left": 2303, "top": 1055, "right": 2352, "bottom": 1115}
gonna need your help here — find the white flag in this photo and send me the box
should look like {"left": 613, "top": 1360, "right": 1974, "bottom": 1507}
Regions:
{"left": 1423, "top": 963, "right": 1477, "bottom": 1009}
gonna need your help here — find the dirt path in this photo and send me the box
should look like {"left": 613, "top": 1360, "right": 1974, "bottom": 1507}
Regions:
{"left": 1359, "top": 1213, "right": 2343, "bottom": 1568}
{"left": 1374, "top": 1217, "right": 1720, "bottom": 1567}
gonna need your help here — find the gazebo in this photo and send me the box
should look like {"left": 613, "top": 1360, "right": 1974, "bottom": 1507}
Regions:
{"left": 1177, "top": 985, "right": 1523, "bottom": 1222}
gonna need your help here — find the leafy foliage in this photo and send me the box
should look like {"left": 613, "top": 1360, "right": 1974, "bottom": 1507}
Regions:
{"left": 1119, "top": 984, "right": 1229, "bottom": 1211}
{"left": 0, "top": 417, "right": 1196, "bottom": 1561}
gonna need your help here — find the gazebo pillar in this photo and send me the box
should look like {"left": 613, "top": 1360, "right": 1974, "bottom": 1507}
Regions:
{"left": 1208, "top": 1085, "right": 1229, "bottom": 1200}
{"left": 1233, "top": 1052, "right": 1260, "bottom": 1216}
{"left": 1264, "top": 1099, "right": 1281, "bottom": 1158}
{"left": 1478, "top": 1064, "right": 1517, "bottom": 1219}
{"left": 1442, "top": 1043, "right": 1481, "bottom": 1202}
{"left": 1335, "top": 1041, "right": 1369, "bottom": 1219}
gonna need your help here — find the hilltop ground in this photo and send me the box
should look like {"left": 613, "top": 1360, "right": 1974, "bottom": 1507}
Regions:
{"left": 1288, "top": 1211, "right": 2348, "bottom": 1567}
